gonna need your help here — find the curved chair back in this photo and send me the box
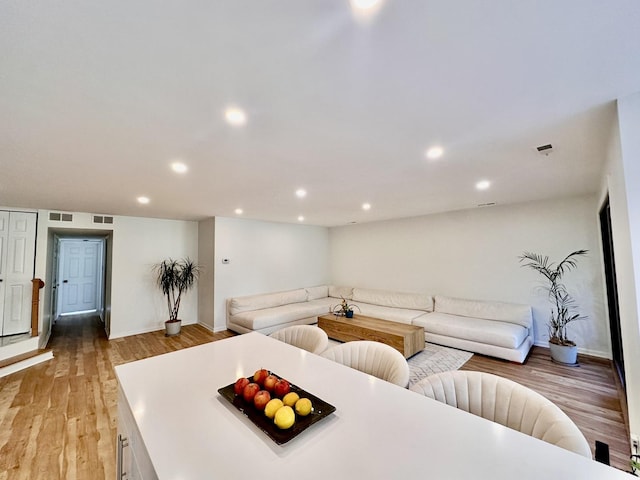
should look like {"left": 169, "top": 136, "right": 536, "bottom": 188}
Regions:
{"left": 410, "top": 370, "right": 591, "bottom": 458}
{"left": 321, "top": 341, "right": 410, "bottom": 387}
{"left": 269, "top": 325, "right": 329, "bottom": 354}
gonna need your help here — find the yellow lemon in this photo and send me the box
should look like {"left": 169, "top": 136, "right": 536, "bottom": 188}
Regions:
{"left": 295, "top": 398, "right": 313, "bottom": 416}
{"left": 274, "top": 405, "right": 295, "bottom": 429}
{"left": 264, "top": 398, "right": 284, "bottom": 419}
{"left": 282, "top": 392, "right": 300, "bottom": 407}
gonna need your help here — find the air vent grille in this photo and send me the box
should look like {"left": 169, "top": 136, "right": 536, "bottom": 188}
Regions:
{"left": 93, "top": 215, "right": 114, "bottom": 224}
{"left": 536, "top": 144, "right": 554, "bottom": 156}
{"left": 477, "top": 202, "right": 496, "bottom": 207}
{"left": 49, "top": 212, "right": 73, "bottom": 222}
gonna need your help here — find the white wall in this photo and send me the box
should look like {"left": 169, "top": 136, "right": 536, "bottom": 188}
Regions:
{"left": 603, "top": 92, "right": 640, "bottom": 442}
{"left": 330, "top": 195, "right": 609, "bottom": 357}
{"left": 34, "top": 211, "right": 199, "bottom": 340}
{"left": 213, "top": 217, "right": 330, "bottom": 332}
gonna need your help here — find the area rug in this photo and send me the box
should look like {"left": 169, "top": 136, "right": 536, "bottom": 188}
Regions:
{"left": 326, "top": 339, "right": 473, "bottom": 387}
{"left": 407, "top": 343, "right": 473, "bottom": 387}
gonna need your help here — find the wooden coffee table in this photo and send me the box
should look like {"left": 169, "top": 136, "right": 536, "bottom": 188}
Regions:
{"left": 317, "top": 313, "right": 425, "bottom": 359}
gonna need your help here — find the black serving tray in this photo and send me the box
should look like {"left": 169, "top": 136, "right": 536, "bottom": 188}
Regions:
{"left": 218, "top": 373, "right": 336, "bottom": 445}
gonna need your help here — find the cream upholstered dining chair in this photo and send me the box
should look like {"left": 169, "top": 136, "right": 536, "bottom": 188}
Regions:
{"left": 269, "top": 325, "right": 329, "bottom": 354}
{"left": 410, "top": 370, "right": 591, "bottom": 458}
{"left": 320, "top": 341, "right": 410, "bottom": 388}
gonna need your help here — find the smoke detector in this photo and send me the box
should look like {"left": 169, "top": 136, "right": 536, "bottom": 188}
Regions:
{"left": 536, "top": 144, "right": 554, "bottom": 156}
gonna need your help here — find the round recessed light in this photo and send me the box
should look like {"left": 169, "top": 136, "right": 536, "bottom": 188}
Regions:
{"left": 476, "top": 180, "right": 491, "bottom": 190}
{"left": 225, "top": 107, "right": 247, "bottom": 127}
{"left": 137, "top": 196, "right": 150, "bottom": 205}
{"left": 351, "top": 0, "right": 380, "bottom": 10}
{"left": 297, "top": 215, "right": 305, "bottom": 222}
{"left": 425, "top": 146, "right": 444, "bottom": 160}
{"left": 171, "top": 162, "right": 188, "bottom": 174}
{"left": 362, "top": 203, "right": 371, "bottom": 211}
{"left": 234, "top": 208, "right": 243, "bottom": 215}
{"left": 295, "top": 189, "right": 307, "bottom": 198}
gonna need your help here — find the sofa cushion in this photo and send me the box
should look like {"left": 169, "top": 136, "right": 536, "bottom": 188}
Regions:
{"left": 414, "top": 312, "right": 529, "bottom": 349}
{"left": 356, "top": 303, "right": 427, "bottom": 325}
{"left": 434, "top": 295, "right": 532, "bottom": 329}
{"left": 305, "top": 285, "right": 329, "bottom": 301}
{"left": 353, "top": 288, "right": 433, "bottom": 312}
{"left": 230, "top": 302, "right": 329, "bottom": 331}
{"left": 328, "top": 285, "right": 353, "bottom": 300}
{"left": 307, "top": 297, "right": 335, "bottom": 314}
{"left": 229, "top": 288, "right": 308, "bottom": 316}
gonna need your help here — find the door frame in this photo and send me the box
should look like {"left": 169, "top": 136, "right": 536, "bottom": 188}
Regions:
{"left": 598, "top": 195, "right": 625, "bottom": 388}
{"left": 46, "top": 229, "right": 112, "bottom": 339}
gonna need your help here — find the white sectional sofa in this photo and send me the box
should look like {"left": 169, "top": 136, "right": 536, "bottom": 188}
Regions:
{"left": 226, "top": 286, "right": 533, "bottom": 363}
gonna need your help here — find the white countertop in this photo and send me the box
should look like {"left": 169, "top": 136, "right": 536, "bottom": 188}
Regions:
{"left": 115, "top": 332, "right": 632, "bottom": 479}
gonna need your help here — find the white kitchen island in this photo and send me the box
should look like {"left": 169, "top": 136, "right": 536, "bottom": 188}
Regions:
{"left": 115, "top": 332, "right": 632, "bottom": 479}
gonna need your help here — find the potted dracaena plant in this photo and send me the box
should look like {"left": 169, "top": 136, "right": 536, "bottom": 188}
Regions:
{"left": 154, "top": 258, "right": 200, "bottom": 336}
{"left": 519, "top": 249, "right": 588, "bottom": 365}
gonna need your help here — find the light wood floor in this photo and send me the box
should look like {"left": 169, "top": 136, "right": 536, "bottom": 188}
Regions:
{"left": 0, "top": 316, "right": 631, "bottom": 477}
{"left": 462, "top": 349, "right": 631, "bottom": 471}
{"left": 0, "top": 315, "right": 233, "bottom": 480}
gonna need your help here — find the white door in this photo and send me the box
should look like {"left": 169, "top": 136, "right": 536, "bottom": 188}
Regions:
{"left": 0, "top": 211, "right": 37, "bottom": 336}
{"left": 59, "top": 240, "right": 100, "bottom": 315}
{"left": 0, "top": 212, "right": 8, "bottom": 332}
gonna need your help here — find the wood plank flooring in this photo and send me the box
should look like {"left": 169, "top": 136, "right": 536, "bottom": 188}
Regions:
{"left": 462, "top": 348, "right": 631, "bottom": 471}
{"left": 0, "top": 316, "right": 632, "bottom": 477}
{"left": 0, "top": 315, "right": 233, "bottom": 480}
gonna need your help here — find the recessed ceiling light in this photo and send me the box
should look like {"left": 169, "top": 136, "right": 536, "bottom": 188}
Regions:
{"left": 225, "top": 107, "right": 247, "bottom": 126}
{"left": 425, "top": 146, "right": 444, "bottom": 160}
{"left": 351, "top": 0, "right": 380, "bottom": 10}
{"left": 362, "top": 203, "right": 371, "bottom": 211}
{"left": 476, "top": 180, "right": 491, "bottom": 191}
{"left": 298, "top": 215, "right": 305, "bottom": 222}
{"left": 137, "top": 196, "right": 150, "bottom": 204}
{"left": 171, "top": 162, "right": 188, "bottom": 174}
{"left": 234, "top": 208, "right": 243, "bottom": 215}
{"left": 295, "top": 189, "right": 307, "bottom": 198}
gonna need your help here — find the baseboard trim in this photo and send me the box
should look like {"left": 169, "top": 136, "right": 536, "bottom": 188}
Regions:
{"left": 533, "top": 341, "right": 611, "bottom": 360}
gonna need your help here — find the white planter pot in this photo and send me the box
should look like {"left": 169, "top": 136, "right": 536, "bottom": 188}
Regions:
{"left": 165, "top": 319, "right": 182, "bottom": 337}
{"left": 549, "top": 342, "right": 578, "bottom": 366}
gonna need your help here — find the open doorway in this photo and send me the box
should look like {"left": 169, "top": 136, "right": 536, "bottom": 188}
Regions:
{"left": 48, "top": 230, "right": 113, "bottom": 340}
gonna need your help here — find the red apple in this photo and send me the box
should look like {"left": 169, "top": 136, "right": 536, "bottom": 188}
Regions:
{"left": 263, "top": 374, "right": 278, "bottom": 392}
{"left": 274, "top": 379, "right": 290, "bottom": 398}
{"left": 253, "top": 368, "right": 269, "bottom": 386}
{"left": 253, "top": 390, "right": 271, "bottom": 410}
{"left": 243, "top": 383, "right": 260, "bottom": 403}
{"left": 233, "top": 377, "right": 250, "bottom": 395}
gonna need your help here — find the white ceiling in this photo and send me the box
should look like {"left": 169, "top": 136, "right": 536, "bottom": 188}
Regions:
{"left": 2, "top": 1, "right": 639, "bottom": 226}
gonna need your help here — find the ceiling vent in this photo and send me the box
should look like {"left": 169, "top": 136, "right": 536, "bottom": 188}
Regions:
{"left": 536, "top": 144, "right": 554, "bottom": 156}
{"left": 477, "top": 202, "right": 496, "bottom": 208}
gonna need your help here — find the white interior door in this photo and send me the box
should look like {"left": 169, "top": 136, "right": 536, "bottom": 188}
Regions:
{"left": 59, "top": 240, "right": 100, "bottom": 315}
{"left": 0, "top": 212, "right": 9, "bottom": 332}
{"left": 0, "top": 211, "right": 37, "bottom": 336}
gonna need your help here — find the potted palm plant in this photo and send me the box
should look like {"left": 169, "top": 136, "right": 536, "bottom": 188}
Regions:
{"left": 154, "top": 258, "right": 200, "bottom": 336}
{"left": 519, "top": 249, "right": 588, "bottom": 365}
